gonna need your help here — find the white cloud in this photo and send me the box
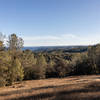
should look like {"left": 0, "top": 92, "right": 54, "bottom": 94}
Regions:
{"left": 23, "top": 34, "right": 77, "bottom": 41}
{"left": 23, "top": 35, "right": 60, "bottom": 41}
{"left": 22, "top": 33, "right": 100, "bottom": 46}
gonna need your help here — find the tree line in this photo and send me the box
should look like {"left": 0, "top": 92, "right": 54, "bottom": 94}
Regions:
{"left": 0, "top": 33, "right": 100, "bottom": 87}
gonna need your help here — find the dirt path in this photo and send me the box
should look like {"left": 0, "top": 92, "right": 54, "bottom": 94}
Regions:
{"left": 0, "top": 75, "right": 100, "bottom": 100}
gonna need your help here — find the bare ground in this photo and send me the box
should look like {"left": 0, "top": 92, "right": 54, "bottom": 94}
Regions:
{"left": 0, "top": 75, "right": 100, "bottom": 100}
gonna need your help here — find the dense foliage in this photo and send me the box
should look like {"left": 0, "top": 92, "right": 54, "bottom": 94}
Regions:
{"left": 0, "top": 33, "right": 100, "bottom": 87}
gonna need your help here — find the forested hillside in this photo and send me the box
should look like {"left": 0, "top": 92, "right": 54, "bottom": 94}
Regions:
{"left": 23, "top": 46, "right": 88, "bottom": 53}
{"left": 0, "top": 33, "right": 100, "bottom": 87}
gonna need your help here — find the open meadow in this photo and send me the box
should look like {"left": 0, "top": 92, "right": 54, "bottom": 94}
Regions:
{"left": 0, "top": 75, "right": 100, "bottom": 100}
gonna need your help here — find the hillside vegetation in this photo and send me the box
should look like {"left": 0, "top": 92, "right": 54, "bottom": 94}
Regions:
{"left": 0, "top": 33, "right": 100, "bottom": 86}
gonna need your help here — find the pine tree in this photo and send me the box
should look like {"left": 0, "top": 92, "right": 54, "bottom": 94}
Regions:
{"left": 36, "top": 54, "right": 47, "bottom": 79}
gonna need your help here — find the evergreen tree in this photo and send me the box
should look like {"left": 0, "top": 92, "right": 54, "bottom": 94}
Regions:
{"left": 88, "top": 46, "right": 99, "bottom": 74}
{"left": 8, "top": 33, "right": 24, "bottom": 51}
{"left": 7, "top": 34, "right": 24, "bottom": 85}
{"left": 36, "top": 54, "right": 47, "bottom": 79}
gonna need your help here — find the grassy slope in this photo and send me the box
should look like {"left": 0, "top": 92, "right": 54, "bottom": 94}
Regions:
{"left": 0, "top": 75, "right": 100, "bottom": 100}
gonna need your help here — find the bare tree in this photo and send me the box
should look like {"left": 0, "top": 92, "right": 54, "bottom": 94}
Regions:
{"left": 0, "top": 32, "right": 5, "bottom": 50}
{"left": 0, "top": 32, "right": 5, "bottom": 42}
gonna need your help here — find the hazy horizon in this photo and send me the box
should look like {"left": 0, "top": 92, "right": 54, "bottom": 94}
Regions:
{"left": 23, "top": 45, "right": 89, "bottom": 47}
{"left": 0, "top": 0, "right": 100, "bottom": 46}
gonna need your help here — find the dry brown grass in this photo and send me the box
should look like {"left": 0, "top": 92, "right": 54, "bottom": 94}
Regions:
{"left": 0, "top": 75, "right": 100, "bottom": 100}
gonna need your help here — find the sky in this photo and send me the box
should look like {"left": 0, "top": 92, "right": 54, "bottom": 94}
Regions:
{"left": 0, "top": 0, "right": 100, "bottom": 46}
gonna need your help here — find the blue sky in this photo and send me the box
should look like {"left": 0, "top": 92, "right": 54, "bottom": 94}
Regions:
{"left": 0, "top": 0, "right": 100, "bottom": 46}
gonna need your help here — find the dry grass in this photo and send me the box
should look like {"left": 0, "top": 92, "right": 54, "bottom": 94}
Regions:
{"left": 0, "top": 75, "right": 100, "bottom": 100}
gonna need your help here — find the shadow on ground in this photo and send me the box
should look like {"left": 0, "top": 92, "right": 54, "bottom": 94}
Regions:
{"left": 5, "top": 81, "right": 100, "bottom": 100}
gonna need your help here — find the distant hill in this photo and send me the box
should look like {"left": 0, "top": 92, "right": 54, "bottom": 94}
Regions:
{"left": 23, "top": 46, "right": 88, "bottom": 53}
